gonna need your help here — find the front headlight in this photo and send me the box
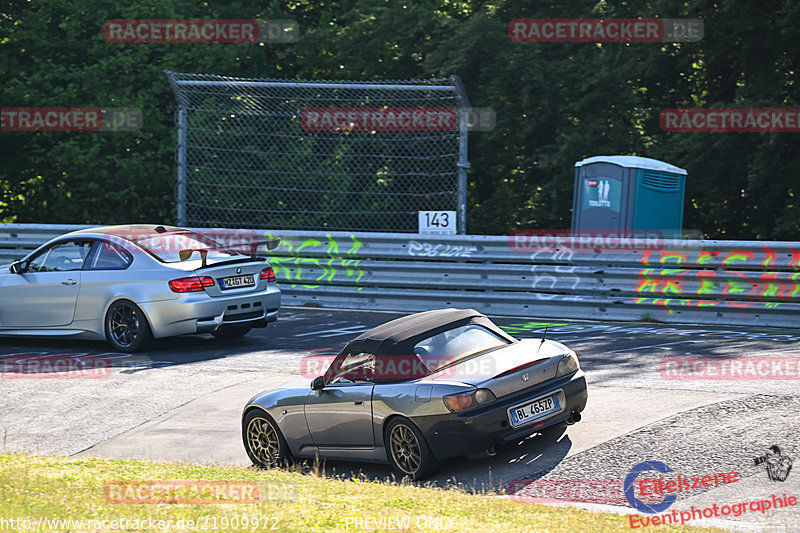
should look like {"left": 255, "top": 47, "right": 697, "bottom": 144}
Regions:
{"left": 556, "top": 351, "right": 580, "bottom": 377}
{"left": 442, "top": 388, "right": 497, "bottom": 413}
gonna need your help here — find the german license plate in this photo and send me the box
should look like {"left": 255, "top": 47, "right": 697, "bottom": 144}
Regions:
{"left": 508, "top": 393, "right": 562, "bottom": 428}
{"left": 220, "top": 274, "right": 255, "bottom": 289}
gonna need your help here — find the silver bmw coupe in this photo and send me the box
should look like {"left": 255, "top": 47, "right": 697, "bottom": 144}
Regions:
{"left": 0, "top": 225, "right": 281, "bottom": 352}
{"left": 242, "top": 309, "right": 587, "bottom": 480}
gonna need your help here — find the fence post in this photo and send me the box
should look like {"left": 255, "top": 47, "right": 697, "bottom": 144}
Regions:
{"left": 451, "top": 75, "right": 470, "bottom": 235}
{"left": 456, "top": 115, "right": 469, "bottom": 235}
{"left": 176, "top": 106, "right": 187, "bottom": 226}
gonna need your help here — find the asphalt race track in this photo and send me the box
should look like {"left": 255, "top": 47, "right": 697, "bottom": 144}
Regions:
{"left": 2, "top": 307, "right": 799, "bottom": 531}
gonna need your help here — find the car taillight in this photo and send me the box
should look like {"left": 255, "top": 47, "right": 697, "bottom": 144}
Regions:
{"left": 260, "top": 267, "right": 276, "bottom": 282}
{"left": 169, "top": 276, "right": 215, "bottom": 293}
{"left": 442, "top": 388, "right": 496, "bottom": 413}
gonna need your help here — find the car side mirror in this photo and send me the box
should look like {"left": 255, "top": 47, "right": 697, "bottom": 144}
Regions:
{"left": 311, "top": 377, "right": 325, "bottom": 391}
{"left": 10, "top": 260, "right": 26, "bottom": 274}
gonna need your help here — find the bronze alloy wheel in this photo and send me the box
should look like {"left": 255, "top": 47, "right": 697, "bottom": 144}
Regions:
{"left": 242, "top": 411, "right": 289, "bottom": 468}
{"left": 385, "top": 418, "right": 438, "bottom": 480}
{"left": 247, "top": 417, "right": 280, "bottom": 465}
{"left": 390, "top": 423, "right": 422, "bottom": 475}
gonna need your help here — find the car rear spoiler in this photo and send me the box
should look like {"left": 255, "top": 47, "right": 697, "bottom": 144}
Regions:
{"left": 178, "top": 238, "right": 281, "bottom": 268}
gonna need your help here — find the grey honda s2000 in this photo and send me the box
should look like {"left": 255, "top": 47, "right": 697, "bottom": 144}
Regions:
{"left": 242, "top": 308, "right": 587, "bottom": 479}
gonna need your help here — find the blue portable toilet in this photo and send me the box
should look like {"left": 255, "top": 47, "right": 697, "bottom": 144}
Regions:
{"left": 571, "top": 155, "right": 686, "bottom": 237}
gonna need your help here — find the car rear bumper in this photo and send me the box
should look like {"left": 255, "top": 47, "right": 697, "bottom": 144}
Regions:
{"left": 414, "top": 370, "right": 588, "bottom": 461}
{"left": 195, "top": 306, "right": 278, "bottom": 332}
{"left": 142, "top": 286, "right": 281, "bottom": 338}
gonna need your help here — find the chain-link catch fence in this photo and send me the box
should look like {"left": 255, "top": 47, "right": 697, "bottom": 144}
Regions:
{"left": 165, "top": 71, "right": 470, "bottom": 233}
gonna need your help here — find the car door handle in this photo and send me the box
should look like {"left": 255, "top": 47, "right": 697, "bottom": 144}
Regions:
{"left": 353, "top": 400, "right": 364, "bottom": 405}
{"left": 61, "top": 279, "right": 77, "bottom": 285}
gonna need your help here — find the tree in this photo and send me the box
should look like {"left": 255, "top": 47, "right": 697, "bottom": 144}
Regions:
{"left": 1, "top": 0, "right": 797, "bottom": 238}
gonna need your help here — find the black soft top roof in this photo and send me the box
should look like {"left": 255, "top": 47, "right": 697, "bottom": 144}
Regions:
{"left": 343, "top": 308, "right": 516, "bottom": 356}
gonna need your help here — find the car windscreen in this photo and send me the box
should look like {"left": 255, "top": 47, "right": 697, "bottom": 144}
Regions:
{"left": 413, "top": 324, "right": 509, "bottom": 372}
{"left": 132, "top": 231, "right": 243, "bottom": 263}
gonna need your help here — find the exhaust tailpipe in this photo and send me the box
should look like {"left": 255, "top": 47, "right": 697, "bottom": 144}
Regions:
{"left": 466, "top": 443, "right": 497, "bottom": 460}
{"left": 565, "top": 410, "right": 582, "bottom": 425}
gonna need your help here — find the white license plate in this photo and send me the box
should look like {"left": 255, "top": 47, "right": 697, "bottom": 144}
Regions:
{"left": 508, "top": 393, "right": 562, "bottom": 428}
{"left": 220, "top": 274, "right": 255, "bottom": 289}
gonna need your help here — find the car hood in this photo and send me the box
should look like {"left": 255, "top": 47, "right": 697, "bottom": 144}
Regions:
{"left": 244, "top": 376, "right": 310, "bottom": 408}
{"left": 277, "top": 376, "right": 312, "bottom": 389}
{"left": 427, "top": 338, "right": 571, "bottom": 397}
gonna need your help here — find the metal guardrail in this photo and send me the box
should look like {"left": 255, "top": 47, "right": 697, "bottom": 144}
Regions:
{"left": 1, "top": 224, "right": 798, "bottom": 328}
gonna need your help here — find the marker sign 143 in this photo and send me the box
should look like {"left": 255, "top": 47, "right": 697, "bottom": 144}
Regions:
{"left": 418, "top": 211, "right": 456, "bottom": 235}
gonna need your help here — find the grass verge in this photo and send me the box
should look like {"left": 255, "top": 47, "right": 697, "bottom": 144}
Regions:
{"left": 0, "top": 454, "right": 723, "bottom": 532}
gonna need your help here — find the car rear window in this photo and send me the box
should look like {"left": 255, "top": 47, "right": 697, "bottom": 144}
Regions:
{"left": 414, "top": 325, "right": 508, "bottom": 372}
{"left": 87, "top": 241, "right": 132, "bottom": 270}
{"left": 132, "top": 231, "right": 242, "bottom": 263}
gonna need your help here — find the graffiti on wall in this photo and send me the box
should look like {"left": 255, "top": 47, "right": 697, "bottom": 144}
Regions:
{"left": 634, "top": 246, "right": 800, "bottom": 309}
{"left": 528, "top": 250, "right": 588, "bottom": 301}
{"left": 268, "top": 234, "right": 365, "bottom": 289}
{"left": 408, "top": 240, "right": 477, "bottom": 257}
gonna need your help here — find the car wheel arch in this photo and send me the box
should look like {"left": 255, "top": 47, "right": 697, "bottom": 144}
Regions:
{"left": 381, "top": 414, "right": 421, "bottom": 449}
{"left": 104, "top": 296, "right": 152, "bottom": 327}
{"left": 242, "top": 405, "right": 271, "bottom": 423}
